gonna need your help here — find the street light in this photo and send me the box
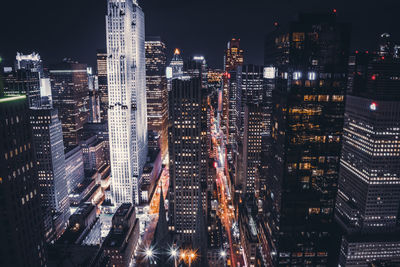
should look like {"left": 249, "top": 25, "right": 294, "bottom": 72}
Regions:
{"left": 220, "top": 250, "right": 227, "bottom": 267}
{"left": 169, "top": 247, "right": 178, "bottom": 267}
{"left": 189, "top": 251, "right": 196, "bottom": 267}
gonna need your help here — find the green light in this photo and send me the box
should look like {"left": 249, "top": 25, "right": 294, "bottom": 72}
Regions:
{"left": 0, "top": 95, "right": 26, "bottom": 103}
{"left": 0, "top": 56, "right": 2, "bottom": 63}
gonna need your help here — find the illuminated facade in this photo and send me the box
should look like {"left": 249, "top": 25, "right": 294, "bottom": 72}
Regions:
{"left": 3, "top": 52, "right": 43, "bottom": 107}
{"left": 242, "top": 104, "right": 263, "bottom": 195}
{"left": 50, "top": 61, "right": 90, "bottom": 149}
{"left": 336, "top": 36, "right": 400, "bottom": 266}
{"left": 106, "top": 0, "right": 148, "bottom": 205}
{"left": 30, "top": 108, "right": 70, "bottom": 239}
{"left": 96, "top": 49, "right": 108, "bottom": 122}
{"left": 264, "top": 13, "right": 350, "bottom": 265}
{"left": 223, "top": 38, "right": 243, "bottom": 138}
{"left": 169, "top": 48, "right": 184, "bottom": 79}
{"left": 168, "top": 78, "right": 203, "bottom": 242}
{"left": 0, "top": 95, "right": 46, "bottom": 266}
{"left": 145, "top": 36, "right": 168, "bottom": 156}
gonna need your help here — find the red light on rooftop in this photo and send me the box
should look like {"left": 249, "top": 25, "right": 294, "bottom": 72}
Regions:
{"left": 381, "top": 56, "right": 385, "bottom": 60}
{"left": 355, "top": 50, "right": 359, "bottom": 54}
{"left": 371, "top": 75, "right": 376, "bottom": 81}
{"left": 274, "top": 22, "right": 278, "bottom": 26}
{"left": 366, "top": 51, "right": 369, "bottom": 54}
{"left": 333, "top": 9, "right": 337, "bottom": 13}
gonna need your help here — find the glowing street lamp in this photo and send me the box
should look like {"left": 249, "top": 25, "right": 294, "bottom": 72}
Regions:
{"left": 220, "top": 250, "right": 227, "bottom": 267}
{"left": 169, "top": 247, "right": 178, "bottom": 267}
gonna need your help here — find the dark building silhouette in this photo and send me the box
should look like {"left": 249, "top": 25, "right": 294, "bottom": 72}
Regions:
{"left": 168, "top": 78, "right": 203, "bottom": 243}
{"left": 0, "top": 94, "right": 46, "bottom": 266}
{"left": 263, "top": 13, "right": 350, "bottom": 265}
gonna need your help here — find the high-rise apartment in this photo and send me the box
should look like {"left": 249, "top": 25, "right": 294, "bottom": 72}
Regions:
{"left": 264, "top": 13, "right": 350, "bottom": 265}
{"left": 106, "top": 0, "right": 147, "bottom": 205}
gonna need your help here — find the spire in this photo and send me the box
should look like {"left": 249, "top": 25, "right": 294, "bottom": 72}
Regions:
{"left": 193, "top": 193, "right": 209, "bottom": 267}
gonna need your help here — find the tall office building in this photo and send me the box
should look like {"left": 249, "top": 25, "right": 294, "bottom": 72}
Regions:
{"left": 264, "top": 13, "right": 350, "bottom": 265}
{"left": 96, "top": 49, "right": 108, "bottom": 122}
{"left": 3, "top": 52, "right": 42, "bottom": 107}
{"left": 224, "top": 38, "right": 244, "bottom": 72}
{"left": 242, "top": 104, "right": 263, "bottom": 196}
{"left": 30, "top": 108, "right": 70, "bottom": 240}
{"left": 335, "top": 35, "right": 400, "bottom": 266}
{"left": 168, "top": 78, "right": 203, "bottom": 242}
{"left": 223, "top": 38, "right": 243, "bottom": 141}
{"left": 169, "top": 48, "right": 184, "bottom": 79}
{"left": 106, "top": 0, "right": 147, "bottom": 205}
{"left": 50, "top": 60, "right": 90, "bottom": 149}
{"left": 0, "top": 94, "right": 46, "bottom": 266}
{"left": 145, "top": 36, "right": 168, "bottom": 155}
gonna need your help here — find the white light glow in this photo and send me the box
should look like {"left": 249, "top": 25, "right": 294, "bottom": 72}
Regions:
{"left": 263, "top": 67, "right": 275, "bottom": 79}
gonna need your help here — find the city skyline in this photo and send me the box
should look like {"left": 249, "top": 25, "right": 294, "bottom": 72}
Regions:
{"left": 2, "top": 1, "right": 400, "bottom": 266}
{"left": 1, "top": 0, "right": 400, "bottom": 68}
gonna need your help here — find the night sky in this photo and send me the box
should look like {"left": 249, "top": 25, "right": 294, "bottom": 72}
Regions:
{"left": 1, "top": 0, "right": 400, "bottom": 69}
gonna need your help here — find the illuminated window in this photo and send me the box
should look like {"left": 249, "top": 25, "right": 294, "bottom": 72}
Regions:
{"left": 293, "top": 72, "right": 302, "bottom": 80}
{"left": 292, "top": 32, "right": 305, "bottom": 42}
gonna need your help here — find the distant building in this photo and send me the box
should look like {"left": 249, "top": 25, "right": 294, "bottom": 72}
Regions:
{"left": 169, "top": 48, "right": 184, "bottom": 79}
{"left": 0, "top": 94, "right": 46, "bottom": 266}
{"left": 102, "top": 203, "right": 140, "bottom": 267}
{"left": 242, "top": 104, "right": 263, "bottom": 196}
{"left": 145, "top": 36, "right": 168, "bottom": 156}
{"left": 96, "top": 49, "right": 108, "bottom": 122}
{"left": 50, "top": 60, "right": 90, "bottom": 149}
{"left": 80, "top": 135, "right": 106, "bottom": 171}
{"left": 2, "top": 52, "right": 43, "bottom": 107}
{"left": 65, "top": 145, "right": 85, "bottom": 193}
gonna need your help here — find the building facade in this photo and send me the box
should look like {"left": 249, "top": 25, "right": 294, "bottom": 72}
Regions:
{"left": 96, "top": 49, "right": 108, "bottom": 122}
{"left": 168, "top": 78, "right": 203, "bottom": 242}
{"left": 50, "top": 61, "right": 90, "bottom": 149}
{"left": 264, "top": 13, "right": 350, "bottom": 265}
{"left": 335, "top": 35, "right": 400, "bottom": 266}
{"left": 30, "top": 108, "right": 71, "bottom": 239}
{"left": 106, "top": 0, "right": 148, "bottom": 205}
{"left": 0, "top": 94, "right": 46, "bottom": 266}
{"left": 145, "top": 36, "right": 168, "bottom": 156}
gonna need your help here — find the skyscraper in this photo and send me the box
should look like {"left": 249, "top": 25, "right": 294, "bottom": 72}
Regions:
{"left": 335, "top": 35, "right": 400, "bottom": 266}
{"left": 145, "top": 36, "right": 168, "bottom": 155}
{"left": 3, "top": 52, "right": 42, "bottom": 108}
{"left": 168, "top": 78, "right": 203, "bottom": 242}
{"left": 169, "top": 48, "right": 184, "bottom": 79}
{"left": 263, "top": 13, "right": 350, "bottom": 265}
{"left": 30, "top": 108, "right": 70, "bottom": 240}
{"left": 50, "top": 60, "right": 90, "bottom": 149}
{"left": 223, "top": 38, "right": 244, "bottom": 138}
{"left": 96, "top": 49, "right": 108, "bottom": 122}
{"left": 106, "top": 0, "right": 147, "bottom": 205}
{"left": 0, "top": 94, "right": 46, "bottom": 266}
